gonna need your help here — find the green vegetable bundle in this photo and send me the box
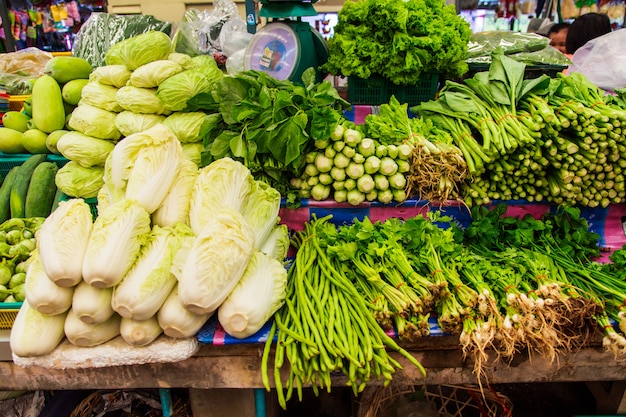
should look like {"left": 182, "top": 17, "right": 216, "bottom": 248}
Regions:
{"left": 323, "top": 0, "right": 472, "bottom": 85}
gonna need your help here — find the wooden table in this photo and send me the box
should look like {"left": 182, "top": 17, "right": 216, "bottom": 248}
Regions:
{"left": 0, "top": 336, "right": 625, "bottom": 391}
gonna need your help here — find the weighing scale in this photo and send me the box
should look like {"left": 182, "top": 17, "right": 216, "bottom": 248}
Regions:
{"left": 243, "top": 0, "right": 329, "bottom": 84}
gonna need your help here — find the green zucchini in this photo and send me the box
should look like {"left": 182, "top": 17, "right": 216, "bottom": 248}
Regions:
{"left": 25, "top": 161, "right": 59, "bottom": 218}
{"left": 9, "top": 154, "right": 47, "bottom": 218}
{"left": 0, "top": 166, "right": 21, "bottom": 223}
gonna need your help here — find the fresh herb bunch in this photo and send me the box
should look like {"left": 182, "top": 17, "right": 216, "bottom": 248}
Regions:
{"left": 186, "top": 68, "right": 350, "bottom": 207}
{"left": 323, "top": 0, "right": 472, "bottom": 85}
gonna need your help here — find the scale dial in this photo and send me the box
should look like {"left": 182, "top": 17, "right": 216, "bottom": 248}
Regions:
{"left": 244, "top": 22, "right": 301, "bottom": 80}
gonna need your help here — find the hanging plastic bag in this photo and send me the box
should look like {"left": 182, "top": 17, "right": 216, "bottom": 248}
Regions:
{"left": 569, "top": 30, "right": 626, "bottom": 92}
{"left": 173, "top": 0, "right": 240, "bottom": 56}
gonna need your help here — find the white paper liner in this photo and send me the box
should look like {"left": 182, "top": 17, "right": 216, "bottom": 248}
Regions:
{"left": 12, "top": 335, "right": 199, "bottom": 369}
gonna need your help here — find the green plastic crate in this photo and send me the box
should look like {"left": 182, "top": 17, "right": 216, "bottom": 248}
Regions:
{"left": 347, "top": 73, "right": 441, "bottom": 106}
{"left": 0, "top": 153, "right": 69, "bottom": 178}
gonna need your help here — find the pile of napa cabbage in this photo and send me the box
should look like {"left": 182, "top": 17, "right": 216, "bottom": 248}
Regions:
{"left": 56, "top": 31, "right": 224, "bottom": 199}
{"left": 11, "top": 123, "right": 290, "bottom": 357}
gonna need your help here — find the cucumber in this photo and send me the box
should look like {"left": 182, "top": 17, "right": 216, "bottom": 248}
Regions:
{"left": 0, "top": 166, "right": 21, "bottom": 223}
{"left": 9, "top": 154, "right": 47, "bottom": 218}
{"left": 44, "top": 56, "right": 92, "bottom": 84}
{"left": 25, "top": 161, "right": 58, "bottom": 218}
{"left": 31, "top": 75, "right": 66, "bottom": 134}
{"left": 49, "top": 186, "right": 64, "bottom": 214}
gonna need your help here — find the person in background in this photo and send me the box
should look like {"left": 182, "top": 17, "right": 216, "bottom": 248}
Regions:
{"left": 547, "top": 22, "right": 570, "bottom": 54}
{"left": 565, "top": 12, "right": 611, "bottom": 55}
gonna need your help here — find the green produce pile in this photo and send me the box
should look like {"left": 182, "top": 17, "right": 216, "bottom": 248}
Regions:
{"left": 0, "top": 154, "right": 63, "bottom": 223}
{"left": 412, "top": 50, "right": 626, "bottom": 207}
{"left": 186, "top": 68, "right": 350, "bottom": 206}
{"left": 265, "top": 204, "right": 624, "bottom": 401}
{"left": 323, "top": 0, "right": 472, "bottom": 84}
{"left": 0, "top": 217, "right": 44, "bottom": 303}
{"left": 11, "top": 125, "right": 289, "bottom": 357}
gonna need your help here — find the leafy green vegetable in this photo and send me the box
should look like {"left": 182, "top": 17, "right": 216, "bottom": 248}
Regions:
{"left": 323, "top": 0, "right": 471, "bottom": 84}
{"left": 185, "top": 68, "right": 350, "bottom": 205}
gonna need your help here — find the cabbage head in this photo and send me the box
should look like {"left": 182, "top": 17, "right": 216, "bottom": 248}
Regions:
{"left": 105, "top": 31, "right": 172, "bottom": 71}
{"left": 241, "top": 180, "right": 281, "bottom": 250}
{"left": 152, "top": 159, "right": 199, "bottom": 228}
{"left": 188, "top": 157, "right": 255, "bottom": 235}
{"left": 89, "top": 65, "right": 131, "bottom": 88}
{"left": 117, "top": 86, "right": 168, "bottom": 115}
{"left": 82, "top": 199, "right": 152, "bottom": 288}
{"left": 109, "top": 124, "right": 184, "bottom": 214}
{"left": 168, "top": 53, "right": 194, "bottom": 69}
{"left": 115, "top": 111, "right": 166, "bottom": 137}
{"left": 191, "top": 55, "right": 224, "bottom": 83}
{"left": 79, "top": 81, "right": 123, "bottom": 113}
{"left": 68, "top": 104, "right": 121, "bottom": 140}
{"left": 259, "top": 224, "right": 290, "bottom": 262}
{"left": 129, "top": 60, "right": 183, "bottom": 88}
{"left": 217, "top": 250, "right": 287, "bottom": 339}
{"left": 179, "top": 208, "right": 255, "bottom": 315}
{"left": 181, "top": 143, "right": 202, "bottom": 166}
{"left": 57, "top": 132, "right": 115, "bottom": 167}
{"left": 162, "top": 111, "right": 210, "bottom": 143}
{"left": 156, "top": 70, "right": 212, "bottom": 112}
{"left": 55, "top": 161, "right": 105, "bottom": 199}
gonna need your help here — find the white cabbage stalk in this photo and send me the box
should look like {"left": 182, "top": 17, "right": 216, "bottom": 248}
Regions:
{"left": 64, "top": 307, "right": 121, "bottom": 347}
{"left": 218, "top": 251, "right": 287, "bottom": 339}
{"left": 24, "top": 250, "right": 74, "bottom": 316}
{"left": 188, "top": 157, "right": 254, "bottom": 235}
{"left": 108, "top": 124, "right": 183, "bottom": 214}
{"left": 120, "top": 315, "right": 163, "bottom": 347}
{"left": 158, "top": 285, "right": 212, "bottom": 338}
{"left": 241, "top": 180, "right": 281, "bottom": 250}
{"left": 10, "top": 299, "right": 67, "bottom": 357}
{"left": 72, "top": 281, "right": 114, "bottom": 324}
{"left": 152, "top": 160, "right": 199, "bottom": 228}
{"left": 179, "top": 209, "right": 255, "bottom": 315}
{"left": 82, "top": 199, "right": 151, "bottom": 288}
{"left": 259, "top": 224, "right": 290, "bottom": 262}
{"left": 112, "top": 224, "right": 194, "bottom": 320}
{"left": 37, "top": 198, "right": 93, "bottom": 287}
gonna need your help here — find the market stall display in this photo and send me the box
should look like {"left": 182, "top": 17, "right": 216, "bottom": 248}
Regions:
{"left": 1, "top": 4, "right": 626, "bottom": 415}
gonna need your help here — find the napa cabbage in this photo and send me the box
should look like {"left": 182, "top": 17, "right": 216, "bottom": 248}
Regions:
{"left": 188, "top": 157, "right": 254, "bottom": 235}
{"left": 241, "top": 180, "right": 281, "bottom": 250}
{"left": 152, "top": 159, "right": 199, "bottom": 228}
{"left": 218, "top": 250, "right": 287, "bottom": 339}
{"left": 82, "top": 199, "right": 152, "bottom": 288}
{"left": 108, "top": 124, "right": 184, "bottom": 214}
{"left": 259, "top": 224, "right": 290, "bottom": 262}
{"left": 179, "top": 208, "right": 255, "bottom": 315}
{"left": 112, "top": 224, "right": 194, "bottom": 321}
{"left": 38, "top": 198, "right": 93, "bottom": 287}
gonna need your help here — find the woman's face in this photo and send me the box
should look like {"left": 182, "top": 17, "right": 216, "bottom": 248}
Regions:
{"left": 549, "top": 29, "right": 568, "bottom": 54}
